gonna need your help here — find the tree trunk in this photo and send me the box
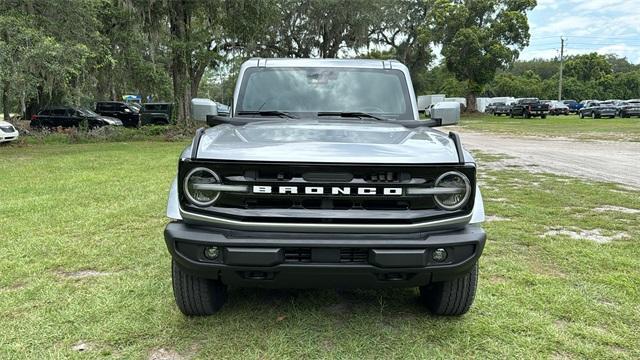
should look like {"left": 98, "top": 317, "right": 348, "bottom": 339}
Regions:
{"left": 2, "top": 80, "right": 10, "bottom": 122}
{"left": 190, "top": 62, "right": 208, "bottom": 99}
{"left": 465, "top": 93, "right": 477, "bottom": 113}
{"left": 170, "top": 1, "right": 192, "bottom": 126}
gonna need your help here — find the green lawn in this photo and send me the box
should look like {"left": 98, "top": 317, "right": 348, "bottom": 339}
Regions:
{"left": 1, "top": 142, "right": 639, "bottom": 358}
{"left": 460, "top": 114, "right": 640, "bottom": 141}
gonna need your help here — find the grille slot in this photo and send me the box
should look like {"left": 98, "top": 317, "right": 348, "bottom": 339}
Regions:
{"left": 284, "top": 248, "right": 311, "bottom": 263}
{"left": 340, "top": 248, "right": 369, "bottom": 263}
{"left": 283, "top": 248, "right": 369, "bottom": 263}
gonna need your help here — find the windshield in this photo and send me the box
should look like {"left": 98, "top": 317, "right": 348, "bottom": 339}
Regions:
{"left": 236, "top": 67, "right": 413, "bottom": 119}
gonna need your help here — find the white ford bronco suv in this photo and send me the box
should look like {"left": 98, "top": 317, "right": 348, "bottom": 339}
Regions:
{"left": 165, "top": 58, "right": 486, "bottom": 316}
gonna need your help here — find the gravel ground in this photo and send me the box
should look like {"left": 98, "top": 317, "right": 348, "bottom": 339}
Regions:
{"left": 457, "top": 131, "right": 640, "bottom": 189}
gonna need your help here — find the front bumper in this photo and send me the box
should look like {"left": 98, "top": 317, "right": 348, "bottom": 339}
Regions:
{"left": 0, "top": 131, "right": 19, "bottom": 143}
{"left": 165, "top": 222, "right": 486, "bottom": 288}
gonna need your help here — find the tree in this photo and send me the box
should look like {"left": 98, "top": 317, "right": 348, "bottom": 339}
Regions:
{"left": 432, "top": 0, "right": 536, "bottom": 112}
{"left": 564, "top": 53, "right": 612, "bottom": 82}
{"left": 257, "top": 0, "right": 378, "bottom": 58}
{"left": 369, "top": 0, "right": 435, "bottom": 93}
{"left": 1, "top": 0, "right": 101, "bottom": 118}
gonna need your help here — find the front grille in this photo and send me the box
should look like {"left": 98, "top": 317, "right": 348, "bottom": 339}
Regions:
{"left": 212, "top": 167, "right": 437, "bottom": 211}
{"left": 0, "top": 126, "right": 15, "bottom": 133}
{"left": 179, "top": 161, "right": 476, "bottom": 226}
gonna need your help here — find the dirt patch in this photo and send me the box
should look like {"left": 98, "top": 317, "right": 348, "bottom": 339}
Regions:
{"left": 485, "top": 215, "right": 510, "bottom": 222}
{"left": 554, "top": 319, "right": 570, "bottom": 330}
{"left": 72, "top": 341, "right": 93, "bottom": 352}
{"left": 149, "top": 348, "right": 184, "bottom": 360}
{"left": 541, "top": 227, "right": 629, "bottom": 244}
{"left": 0, "top": 281, "right": 26, "bottom": 292}
{"left": 56, "top": 269, "right": 113, "bottom": 279}
{"left": 487, "top": 275, "right": 508, "bottom": 284}
{"left": 327, "top": 301, "right": 353, "bottom": 315}
{"left": 592, "top": 205, "right": 640, "bottom": 214}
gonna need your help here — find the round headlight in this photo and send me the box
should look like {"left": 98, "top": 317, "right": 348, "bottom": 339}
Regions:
{"left": 184, "top": 167, "right": 221, "bottom": 206}
{"left": 433, "top": 171, "right": 471, "bottom": 211}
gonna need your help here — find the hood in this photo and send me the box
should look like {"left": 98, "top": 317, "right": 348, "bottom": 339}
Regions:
{"left": 98, "top": 116, "right": 123, "bottom": 125}
{"left": 195, "top": 120, "right": 462, "bottom": 164}
{"left": 0, "top": 120, "right": 14, "bottom": 127}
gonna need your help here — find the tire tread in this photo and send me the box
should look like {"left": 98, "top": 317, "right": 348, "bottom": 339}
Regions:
{"left": 172, "top": 261, "right": 226, "bottom": 316}
{"left": 420, "top": 262, "right": 478, "bottom": 316}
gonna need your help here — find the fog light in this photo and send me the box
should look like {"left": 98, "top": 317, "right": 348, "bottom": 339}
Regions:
{"left": 204, "top": 246, "right": 220, "bottom": 260}
{"left": 432, "top": 248, "right": 448, "bottom": 262}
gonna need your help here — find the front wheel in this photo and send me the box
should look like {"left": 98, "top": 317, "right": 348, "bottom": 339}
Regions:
{"left": 420, "top": 262, "right": 478, "bottom": 316}
{"left": 579, "top": 112, "right": 584, "bottom": 119}
{"left": 172, "top": 260, "right": 227, "bottom": 316}
{"left": 541, "top": 114, "right": 547, "bottom": 119}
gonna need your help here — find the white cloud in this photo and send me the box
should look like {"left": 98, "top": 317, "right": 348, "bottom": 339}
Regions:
{"left": 522, "top": 0, "right": 640, "bottom": 63}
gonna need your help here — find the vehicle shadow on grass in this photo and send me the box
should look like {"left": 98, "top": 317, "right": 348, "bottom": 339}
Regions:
{"left": 220, "top": 287, "right": 441, "bottom": 321}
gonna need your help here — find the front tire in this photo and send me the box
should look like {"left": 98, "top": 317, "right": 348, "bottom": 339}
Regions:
{"left": 172, "top": 260, "right": 227, "bottom": 316}
{"left": 420, "top": 262, "right": 478, "bottom": 316}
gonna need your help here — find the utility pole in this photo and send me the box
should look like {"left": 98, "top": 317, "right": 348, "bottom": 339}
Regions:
{"left": 558, "top": 37, "right": 564, "bottom": 101}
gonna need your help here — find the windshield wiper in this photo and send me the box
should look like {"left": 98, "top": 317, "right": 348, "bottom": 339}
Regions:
{"left": 316, "top": 111, "right": 388, "bottom": 121}
{"left": 236, "top": 110, "right": 297, "bottom": 119}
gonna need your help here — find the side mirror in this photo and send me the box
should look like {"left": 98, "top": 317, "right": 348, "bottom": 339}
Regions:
{"left": 429, "top": 101, "right": 460, "bottom": 127}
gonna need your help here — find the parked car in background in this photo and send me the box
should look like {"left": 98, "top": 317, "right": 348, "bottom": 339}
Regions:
{"left": 562, "top": 100, "right": 581, "bottom": 113}
{"left": 510, "top": 98, "right": 550, "bottom": 118}
{"left": 618, "top": 100, "right": 640, "bottom": 118}
{"left": 31, "top": 107, "right": 123, "bottom": 128}
{"left": 485, "top": 102, "right": 511, "bottom": 116}
{"left": 140, "top": 103, "right": 173, "bottom": 125}
{"left": 0, "top": 120, "right": 19, "bottom": 143}
{"left": 579, "top": 101, "right": 616, "bottom": 119}
{"left": 216, "top": 103, "right": 230, "bottom": 117}
{"left": 548, "top": 101, "right": 570, "bottom": 116}
{"left": 95, "top": 101, "right": 140, "bottom": 127}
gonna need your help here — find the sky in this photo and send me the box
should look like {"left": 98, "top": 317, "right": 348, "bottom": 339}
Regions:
{"left": 520, "top": 0, "right": 640, "bottom": 63}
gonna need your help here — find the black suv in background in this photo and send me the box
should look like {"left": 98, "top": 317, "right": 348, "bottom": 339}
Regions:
{"left": 140, "top": 103, "right": 173, "bottom": 125}
{"left": 618, "top": 100, "right": 640, "bottom": 118}
{"left": 95, "top": 101, "right": 140, "bottom": 127}
{"left": 30, "top": 107, "right": 123, "bottom": 128}
{"left": 579, "top": 101, "right": 617, "bottom": 119}
{"left": 485, "top": 102, "right": 511, "bottom": 116}
{"left": 510, "top": 98, "right": 549, "bottom": 118}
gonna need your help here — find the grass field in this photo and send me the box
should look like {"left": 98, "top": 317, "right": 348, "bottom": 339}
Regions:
{"left": 460, "top": 114, "right": 640, "bottom": 141}
{"left": 1, "top": 142, "right": 639, "bottom": 359}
